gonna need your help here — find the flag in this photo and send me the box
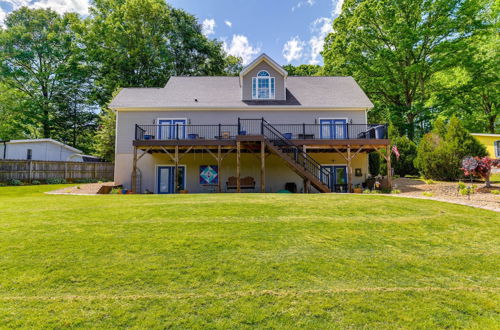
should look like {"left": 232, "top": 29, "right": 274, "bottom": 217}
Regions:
{"left": 392, "top": 145, "right": 400, "bottom": 160}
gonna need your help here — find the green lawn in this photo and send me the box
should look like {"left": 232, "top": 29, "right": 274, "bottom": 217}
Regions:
{"left": 0, "top": 185, "right": 498, "bottom": 328}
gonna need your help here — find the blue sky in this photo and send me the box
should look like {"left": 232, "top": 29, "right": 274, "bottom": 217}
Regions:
{"left": 0, "top": 0, "right": 344, "bottom": 65}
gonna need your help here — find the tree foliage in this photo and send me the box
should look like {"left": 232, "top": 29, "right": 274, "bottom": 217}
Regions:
{"left": 323, "top": 0, "right": 490, "bottom": 138}
{"left": 0, "top": 8, "right": 97, "bottom": 151}
{"left": 80, "top": 0, "right": 227, "bottom": 105}
{"left": 415, "top": 117, "right": 487, "bottom": 180}
{"left": 282, "top": 64, "right": 322, "bottom": 76}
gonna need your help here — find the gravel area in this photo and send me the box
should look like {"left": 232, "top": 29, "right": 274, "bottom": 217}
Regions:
{"left": 393, "top": 178, "right": 500, "bottom": 212}
{"left": 47, "top": 182, "right": 115, "bottom": 195}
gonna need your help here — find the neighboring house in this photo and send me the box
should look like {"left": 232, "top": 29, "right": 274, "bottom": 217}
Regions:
{"left": 0, "top": 139, "right": 98, "bottom": 162}
{"left": 471, "top": 133, "right": 500, "bottom": 159}
{"left": 110, "top": 54, "right": 390, "bottom": 194}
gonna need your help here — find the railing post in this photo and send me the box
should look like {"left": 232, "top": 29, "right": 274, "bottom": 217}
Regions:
{"left": 261, "top": 117, "right": 264, "bottom": 135}
{"left": 302, "top": 123, "right": 306, "bottom": 138}
{"left": 218, "top": 124, "right": 221, "bottom": 140}
{"left": 135, "top": 124, "right": 138, "bottom": 140}
{"left": 346, "top": 123, "right": 350, "bottom": 139}
{"left": 176, "top": 123, "right": 179, "bottom": 140}
{"left": 237, "top": 118, "right": 241, "bottom": 135}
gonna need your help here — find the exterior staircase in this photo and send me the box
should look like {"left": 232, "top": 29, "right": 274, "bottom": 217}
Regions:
{"left": 259, "top": 120, "right": 331, "bottom": 193}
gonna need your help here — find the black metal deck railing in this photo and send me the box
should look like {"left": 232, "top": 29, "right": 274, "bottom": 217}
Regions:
{"left": 135, "top": 120, "right": 387, "bottom": 141}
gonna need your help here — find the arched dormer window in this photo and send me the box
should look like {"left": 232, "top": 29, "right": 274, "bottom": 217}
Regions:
{"left": 252, "top": 70, "right": 275, "bottom": 99}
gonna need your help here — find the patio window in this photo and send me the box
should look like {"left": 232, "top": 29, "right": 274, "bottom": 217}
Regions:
{"left": 252, "top": 70, "right": 275, "bottom": 99}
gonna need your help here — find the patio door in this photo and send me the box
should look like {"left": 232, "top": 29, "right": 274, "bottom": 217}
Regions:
{"left": 320, "top": 165, "right": 348, "bottom": 192}
{"left": 158, "top": 119, "right": 187, "bottom": 140}
{"left": 157, "top": 166, "right": 185, "bottom": 194}
{"left": 320, "top": 119, "right": 348, "bottom": 139}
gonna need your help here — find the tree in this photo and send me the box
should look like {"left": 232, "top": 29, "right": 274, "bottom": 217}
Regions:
{"left": 93, "top": 106, "right": 116, "bottom": 162}
{"left": 81, "top": 0, "right": 227, "bottom": 106}
{"left": 462, "top": 157, "right": 500, "bottom": 187}
{"left": 415, "top": 116, "right": 487, "bottom": 180}
{"left": 0, "top": 7, "right": 96, "bottom": 148}
{"left": 282, "top": 64, "right": 322, "bottom": 76}
{"left": 323, "top": 0, "right": 489, "bottom": 138}
{"left": 368, "top": 152, "right": 381, "bottom": 176}
{"left": 392, "top": 136, "right": 419, "bottom": 177}
{"left": 224, "top": 55, "right": 243, "bottom": 76}
{"left": 429, "top": 0, "right": 499, "bottom": 133}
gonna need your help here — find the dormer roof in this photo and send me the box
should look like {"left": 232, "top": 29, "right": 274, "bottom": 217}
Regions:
{"left": 239, "top": 53, "right": 288, "bottom": 85}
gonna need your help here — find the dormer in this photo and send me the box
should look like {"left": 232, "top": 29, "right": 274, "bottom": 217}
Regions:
{"left": 240, "top": 54, "right": 288, "bottom": 101}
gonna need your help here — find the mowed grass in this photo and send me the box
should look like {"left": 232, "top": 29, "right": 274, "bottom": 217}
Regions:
{"left": 0, "top": 185, "right": 498, "bottom": 328}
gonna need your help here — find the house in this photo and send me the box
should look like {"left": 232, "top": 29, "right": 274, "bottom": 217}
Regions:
{"left": 471, "top": 133, "right": 500, "bottom": 159}
{"left": 109, "top": 54, "right": 391, "bottom": 194}
{"left": 0, "top": 139, "right": 98, "bottom": 162}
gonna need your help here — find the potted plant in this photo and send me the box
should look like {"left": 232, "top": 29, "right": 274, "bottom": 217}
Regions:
{"left": 353, "top": 184, "right": 363, "bottom": 193}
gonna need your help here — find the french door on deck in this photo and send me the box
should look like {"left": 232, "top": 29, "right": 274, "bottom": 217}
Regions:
{"left": 158, "top": 119, "right": 187, "bottom": 139}
{"left": 320, "top": 119, "right": 348, "bottom": 139}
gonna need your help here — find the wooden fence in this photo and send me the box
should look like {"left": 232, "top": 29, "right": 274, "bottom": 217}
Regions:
{"left": 0, "top": 160, "right": 114, "bottom": 182}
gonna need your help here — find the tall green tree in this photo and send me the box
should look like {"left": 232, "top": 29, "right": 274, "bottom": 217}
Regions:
{"left": 0, "top": 7, "right": 96, "bottom": 150}
{"left": 81, "top": 0, "right": 227, "bottom": 106}
{"left": 429, "top": 0, "right": 499, "bottom": 133}
{"left": 323, "top": 0, "right": 489, "bottom": 139}
{"left": 282, "top": 64, "right": 322, "bottom": 76}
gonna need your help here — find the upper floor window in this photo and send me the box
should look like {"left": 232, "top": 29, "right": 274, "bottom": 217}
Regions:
{"left": 26, "top": 149, "right": 32, "bottom": 160}
{"left": 495, "top": 140, "right": 500, "bottom": 158}
{"left": 252, "top": 70, "right": 275, "bottom": 99}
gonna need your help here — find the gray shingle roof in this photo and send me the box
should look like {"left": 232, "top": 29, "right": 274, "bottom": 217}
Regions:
{"left": 109, "top": 76, "right": 373, "bottom": 109}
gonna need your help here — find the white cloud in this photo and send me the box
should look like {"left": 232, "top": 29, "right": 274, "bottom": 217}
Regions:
{"left": 308, "top": 17, "right": 333, "bottom": 64}
{"left": 282, "top": 36, "right": 305, "bottom": 63}
{"left": 292, "top": 0, "right": 316, "bottom": 12}
{"left": 224, "top": 20, "right": 232, "bottom": 27}
{"left": 0, "top": 0, "right": 90, "bottom": 26}
{"left": 332, "top": 0, "right": 344, "bottom": 17}
{"left": 223, "top": 34, "right": 260, "bottom": 65}
{"left": 201, "top": 18, "right": 216, "bottom": 37}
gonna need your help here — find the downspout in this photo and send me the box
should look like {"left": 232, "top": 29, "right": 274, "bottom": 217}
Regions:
{"left": 1, "top": 140, "right": 8, "bottom": 159}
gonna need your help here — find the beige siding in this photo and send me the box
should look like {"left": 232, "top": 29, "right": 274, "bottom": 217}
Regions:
{"left": 115, "top": 151, "right": 369, "bottom": 194}
{"left": 242, "top": 61, "right": 286, "bottom": 100}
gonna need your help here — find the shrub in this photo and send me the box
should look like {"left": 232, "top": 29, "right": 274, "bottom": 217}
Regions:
{"left": 46, "top": 178, "right": 67, "bottom": 184}
{"left": 73, "top": 178, "right": 99, "bottom": 184}
{"left": 368, "top": 152, "right": 380, "bottom": 176}
{"left": 424, "top": 179, "right": 435, "bottom": 184}
{"left": 422, "top": 192, "right": 434, "bottom": 197}
{"left": 6, "top": 179, "right": 22, "bottom": 186}
{"left": 415, "top": 116, "right": 487, "bottom": 180}
{"left": 461, "top": 157, "right": 500, "bottom": 188}
{"left": 391, "top": 136, "right": 418, "bottom": 177}
{"left": 391, "top": 189, "right": 401, "bottom": 194}
{"left": 31, "top": 180, "right": 41, "bottom": 185}
{"left": 491, "top": 190, "right": 500, "bottom": 195}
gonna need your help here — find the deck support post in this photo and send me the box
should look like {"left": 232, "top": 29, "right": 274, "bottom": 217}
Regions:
{"left": 217, "top": 145, "right": 222, "bottom": 193}
{"left": 386, "top": 146, "right": 392, "bottom": 190}
{"left": 236, "top": 141, "right": 241, "bottom": 193}
{"left": 174, "top": 145, "right": 179, "bottom": 193}
{"left": 131, "top": 146, "right": 138, "bottom": 192}
{"left": 260, "top": 141, "right": 265, "bottom": 193}
{"left": 303, "top": 179, "right": 310, "bottom": 193}
{"left": 347, "top": 146, "right": 352, "bottom": 193}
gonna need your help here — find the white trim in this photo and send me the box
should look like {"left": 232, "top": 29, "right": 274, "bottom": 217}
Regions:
{"left": 114, "top": 107, "right": 371, "bottom": 112}
{"left": 471, "top": 133, "right": 500, "bottom": 137}
{"left": 240, "top": 53, "right": 288, "bottom": 79}
{"left": 155, "top": 164, "right": 187, "bottom": 194}
{"left": 252, "top": 71, "right": 276, "bottom": 100}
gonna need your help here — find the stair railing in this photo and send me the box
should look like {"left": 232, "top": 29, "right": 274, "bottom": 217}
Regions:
{"left": 260, "top": 119, "right": 331, "bottom": 189}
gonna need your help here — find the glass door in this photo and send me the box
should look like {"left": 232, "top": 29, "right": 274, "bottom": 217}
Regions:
{"left": 157, "top": 166, "right": 185, "bottom": 194}
{"left": 320, "top": 119, "right": 347, "bottom": 139}
{"left": 158, "top": 119, "right": 186, "bottom": 140}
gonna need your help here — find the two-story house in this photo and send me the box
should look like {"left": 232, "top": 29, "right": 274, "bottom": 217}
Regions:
{"left": 110, "top": 54, "right": 391, "bottom": 194}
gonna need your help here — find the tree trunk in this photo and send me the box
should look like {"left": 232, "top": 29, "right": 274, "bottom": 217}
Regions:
{"left": 488, "top": 114, "right": 496, "bottom": 134}
{"left": 406, "top": 113, "right": 416, "bottom": 140}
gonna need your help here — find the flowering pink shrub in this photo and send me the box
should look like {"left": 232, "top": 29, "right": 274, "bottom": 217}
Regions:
{"left": 462, "top": 157, "right": 500, "bottom": 187}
